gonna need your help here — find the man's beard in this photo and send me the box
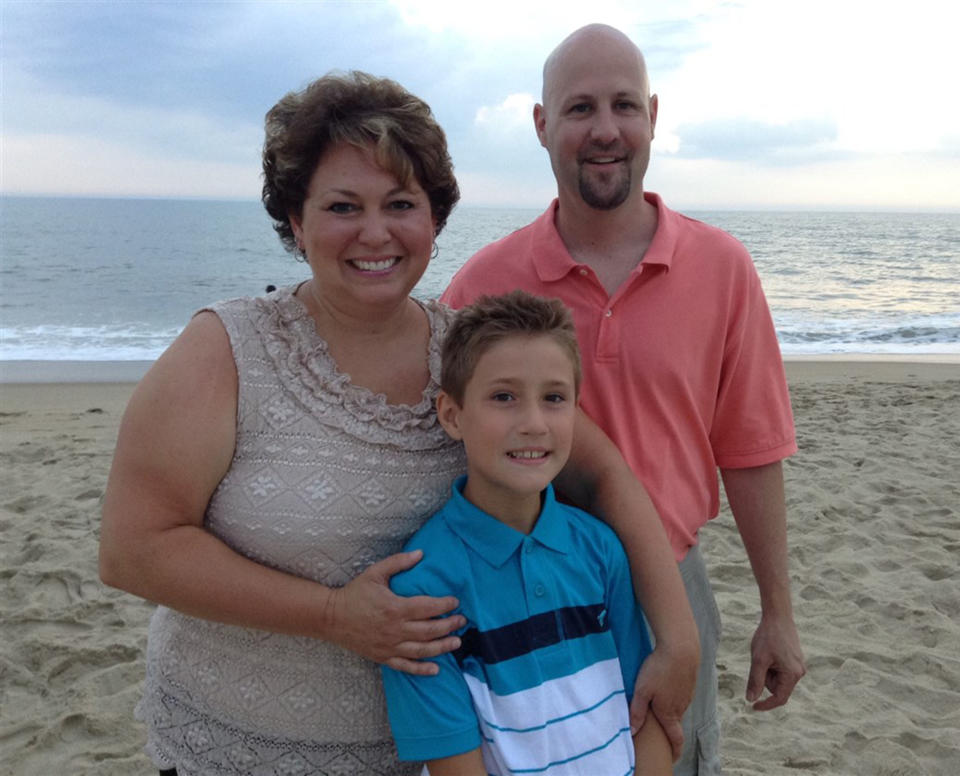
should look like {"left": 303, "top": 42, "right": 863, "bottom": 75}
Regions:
{"left": 578, "top": 164, "right": 631, "bottom": 210}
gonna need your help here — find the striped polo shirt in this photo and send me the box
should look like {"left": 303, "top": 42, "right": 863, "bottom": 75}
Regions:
{"left": 381, "top": 476, "right": 651, "bottom": 774}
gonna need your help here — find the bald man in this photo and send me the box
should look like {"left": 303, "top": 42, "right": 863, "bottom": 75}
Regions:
{"left": 444, "top": 24, "right": 806, "bottom": 774}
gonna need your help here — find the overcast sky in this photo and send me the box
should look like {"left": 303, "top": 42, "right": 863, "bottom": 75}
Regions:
{"left": 3, "top": 0, "right": 958, "bottom": 210}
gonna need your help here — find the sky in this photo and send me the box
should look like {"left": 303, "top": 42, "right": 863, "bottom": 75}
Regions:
{"left": 2, "top": 0, "right": 959, "bottom": 211}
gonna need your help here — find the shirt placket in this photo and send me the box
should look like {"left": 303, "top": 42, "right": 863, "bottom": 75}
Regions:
{"left": 574, "top": 264, "right": 639, "bottom": 363}
{"left": 520, "top": 538, "right": 557, "bottom": 651}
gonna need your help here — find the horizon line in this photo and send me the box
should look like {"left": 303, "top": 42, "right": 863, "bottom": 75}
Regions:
{"left": 2, "top": 192, "right": 958, "bottom": 215}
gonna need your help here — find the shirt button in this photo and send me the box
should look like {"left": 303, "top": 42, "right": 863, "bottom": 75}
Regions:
{"left": 578, "top": 268, "right": 588, "bottom": 276}
{"left": 534, "top": 584, "right": 545, "bottom": 597}
{"left": 524, "top": 542, "right": 533, "bottom": 554}
{"left": 605, "top": 309, "right": 613, "bottom": 318}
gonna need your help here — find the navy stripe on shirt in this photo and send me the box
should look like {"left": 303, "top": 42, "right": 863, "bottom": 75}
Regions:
{"left": 454, "top": 603, "right": 608, "bottom": 666}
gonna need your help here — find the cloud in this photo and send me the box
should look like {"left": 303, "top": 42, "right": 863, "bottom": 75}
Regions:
{"left": 1, "top": 1, "right": 437, "bottom": 125}
{"left": 389, "top": 0, "right": 693, "bottom": 39}
{"left": 3, "top": 133, "right": 259, "bottom": 199}
{"left": 935, "top": 134, "right": 960, "bottom": 159}
{"left": 649, "top": 153, "right": 960, "bottom": 211}
{"left": 3, "top": 0, "right": 957, "bottom": 209}
{"left": 455, "top": 170, "right": 556, "bottom": 209}
{"left": 672, "top": 117, "right": 841, "bottom": 164}
{"left": 15, "top": 71, "right": 258, "bottom": 157}
{"left": 454, "top": 94, "right": 547, "bottom": 204}
{"left": 475, "top": 94, "right": 537, "bottom": 133}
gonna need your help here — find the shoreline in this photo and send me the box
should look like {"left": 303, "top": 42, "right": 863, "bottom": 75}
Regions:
{"left": 782, "top": 357, "right": 960, "bottom": 383}
{"left": 2, "top": 355, "right": 958, "bottom": 386}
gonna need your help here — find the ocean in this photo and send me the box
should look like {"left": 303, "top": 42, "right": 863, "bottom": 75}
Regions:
{"left": 1, "top": 196, "right": 958, "bottom": 362}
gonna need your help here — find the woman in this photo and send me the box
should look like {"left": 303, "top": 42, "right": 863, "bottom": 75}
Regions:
{"left": 100, "top": 72, "right": 697, "bottom": 775}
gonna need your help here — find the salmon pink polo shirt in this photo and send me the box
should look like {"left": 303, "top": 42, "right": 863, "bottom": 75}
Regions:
{"left": 442, "top": 193, "right": 797, "bottom": 561}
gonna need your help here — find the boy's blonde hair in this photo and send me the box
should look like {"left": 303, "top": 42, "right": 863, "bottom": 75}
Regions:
{"left": 441, "top": 290, "right": 581, "bottom": 404}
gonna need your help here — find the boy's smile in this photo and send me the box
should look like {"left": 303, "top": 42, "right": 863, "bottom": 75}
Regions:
{"left": 437, "top": 334, "right": 578, "bottom": 533}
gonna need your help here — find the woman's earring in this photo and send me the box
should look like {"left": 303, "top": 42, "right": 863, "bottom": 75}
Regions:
{"left": 431, "top": 242, "right": 439, "bottom": 260}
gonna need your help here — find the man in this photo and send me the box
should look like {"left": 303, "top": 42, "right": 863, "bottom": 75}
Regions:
{"left": 443, "top": 23, "right": 806, "bottom": 774}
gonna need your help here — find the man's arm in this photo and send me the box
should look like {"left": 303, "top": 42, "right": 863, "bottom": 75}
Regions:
{"left": 556, "top": 410, "right": 699, "bottom": 760}
{"left": 424, "top": 748, "right": 486, "bottom": 776}
{"left": 721, "top": 461, "right": 806, "bottom": 710}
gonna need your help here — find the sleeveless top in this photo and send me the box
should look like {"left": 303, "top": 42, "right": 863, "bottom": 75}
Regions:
{"left": 136, "top": 287, "right": 466, "bottom": 775}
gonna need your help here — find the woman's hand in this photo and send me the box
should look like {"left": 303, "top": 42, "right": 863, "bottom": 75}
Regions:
{"left": 326, "top": 550, "right": 465, "bottom": 675}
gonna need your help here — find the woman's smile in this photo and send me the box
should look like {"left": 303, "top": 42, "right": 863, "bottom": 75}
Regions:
{"left": 349, "top": 256, "right": 401, "bottom": 273}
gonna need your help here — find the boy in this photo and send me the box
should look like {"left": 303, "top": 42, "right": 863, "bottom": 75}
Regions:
{"left": 381, "top": 291, "right": 672, "bottom": 775}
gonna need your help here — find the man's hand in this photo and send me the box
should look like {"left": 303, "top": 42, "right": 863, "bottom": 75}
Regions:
{"left": 746, "top": 612, "right": 805, "bottom": 710}
{"left": 629, "top": 639, "right": 700, "bottom": 761}
{"left": 721, "top": 463, "right": 805, "bottom": 710}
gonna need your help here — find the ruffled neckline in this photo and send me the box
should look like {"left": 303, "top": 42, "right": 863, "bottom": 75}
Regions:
{"left": 253, "top": 285, "right": 450, "bottom": 438}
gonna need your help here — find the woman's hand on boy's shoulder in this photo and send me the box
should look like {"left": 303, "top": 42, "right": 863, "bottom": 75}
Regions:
{"left": 326, "top": 549, "right": 466, "bottom": 675}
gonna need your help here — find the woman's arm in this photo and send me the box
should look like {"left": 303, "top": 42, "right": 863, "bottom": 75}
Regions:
{"left": 553, "top": 410, "right": 699, "bottom": 760}
{"left": 99, "top": 312, "right": 462, "bottom": 674}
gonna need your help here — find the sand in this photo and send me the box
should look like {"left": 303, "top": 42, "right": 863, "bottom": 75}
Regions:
{"left": 1, "top": 360, "right": 958, "bottom": 775}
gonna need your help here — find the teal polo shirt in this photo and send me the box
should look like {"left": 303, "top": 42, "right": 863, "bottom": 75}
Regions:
{"left": 381, "top": 476, "right": 651, "bottom": 773}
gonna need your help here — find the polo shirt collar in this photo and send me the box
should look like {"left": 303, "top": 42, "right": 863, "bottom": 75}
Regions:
{"left": 530, "top": 192, "right": 677, "bottom": 282}
{"left": 639, "top": 192, "right": 676, "bottom": 271}
{"left": 442, "top": 475, "right": 572, "bottom": 568}
{"left": 530, "top": 200, "right": 574, "bottom": 283}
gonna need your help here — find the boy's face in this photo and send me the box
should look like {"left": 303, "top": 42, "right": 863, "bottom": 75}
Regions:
{"left": 438, "top": 334, "right": 578, "bottom": 525}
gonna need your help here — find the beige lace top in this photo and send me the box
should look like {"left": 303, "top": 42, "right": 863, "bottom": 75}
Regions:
{"left": 137, "top": 287, "right": 466, "bottom": 775}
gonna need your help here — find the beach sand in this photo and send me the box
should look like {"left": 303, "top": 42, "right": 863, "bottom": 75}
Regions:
{"left": 1, "top": 361, "right": 958, "bottom": 775}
